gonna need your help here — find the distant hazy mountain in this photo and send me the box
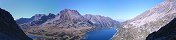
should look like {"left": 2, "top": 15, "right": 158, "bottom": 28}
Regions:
{"left": 0, "top": 8, "right": 32, "bottom": 40}
{"left": 112, "top": 0, "right": 176, "bottom": 40}
{"left": 16, "top": 9, "right": 119, "bottom": 40}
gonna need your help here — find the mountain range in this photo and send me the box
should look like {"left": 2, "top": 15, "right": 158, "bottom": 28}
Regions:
{"left": 16, "top": 9, "right": 119, "bottom": 40}
{"left": 1, "top": 0, "right": 174, "bottom": 40}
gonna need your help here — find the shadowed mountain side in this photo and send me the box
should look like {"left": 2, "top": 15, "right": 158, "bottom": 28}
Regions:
{"left": 0, "top": 8, "right": 32, "bottom": 40}
{"left": 146, "top": 18, "right": 176, "bottom": 40}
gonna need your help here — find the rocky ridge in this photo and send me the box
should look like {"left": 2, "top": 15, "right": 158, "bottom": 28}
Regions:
{"left": 112, "top": 0, "right": 176, "bottom": 40}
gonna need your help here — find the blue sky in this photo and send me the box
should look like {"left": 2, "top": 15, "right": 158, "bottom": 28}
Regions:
{"left": 0, "top": 0, "right": 163, "bottom": 21}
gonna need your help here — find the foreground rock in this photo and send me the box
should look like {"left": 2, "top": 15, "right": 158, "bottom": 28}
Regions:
{"left": 16, "top": 9, "right": 119, "bottom": 40}
{"left": 146, "top": 18, "right": 176, "bottom": 40}
{"left": 112, "top": 0, "right": 176, "bottom": 40}
{"left": 0, "top": 8, "right": 32, "bottom": 40}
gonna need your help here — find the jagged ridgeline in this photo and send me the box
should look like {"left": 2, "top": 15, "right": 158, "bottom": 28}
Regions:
{"left": 16, "top": 9, "right": 120, "bottom": 40}
{"left": 112, "top": 0, "right": 176, "bottom": 40}
{"left": 0, "top": 8, "right": 32, "bottom": 40}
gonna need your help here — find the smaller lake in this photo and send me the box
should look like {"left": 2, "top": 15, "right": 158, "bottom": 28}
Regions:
{"left": 84, "top": 28, "right": 117, "bottom": 40}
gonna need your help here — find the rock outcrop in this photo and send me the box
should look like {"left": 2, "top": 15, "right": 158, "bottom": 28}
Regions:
{"left": 146, "top": 18, "right": 176, "bottom": 40}
{"left": 0, "top": 8, "right": 32, "bottom": 40}
{"left": 112, "top": 0, "right": 176, "bottom": 40}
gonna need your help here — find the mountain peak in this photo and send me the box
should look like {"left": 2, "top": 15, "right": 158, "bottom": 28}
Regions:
{"left": 63, "top": 9, "right": 71, "bottom": 11}
{"left": 59, "top": 9, "right": 82, "bottom": 20}
{"left": 31, "top": 14, "right": 47, "bottom": 20}
{"left": 34, "top": 14, "right": 46, "bottom": 17}
{"left": 60, "top": 9, "right": 80, "bottom": 15}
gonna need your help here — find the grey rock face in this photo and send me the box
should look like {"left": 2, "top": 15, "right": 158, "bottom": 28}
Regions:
{"left": 112, "top": 0, "right": 176, "bottom": 40}
{"left": 0, "top": 8, "right": 32, "bottom": 40}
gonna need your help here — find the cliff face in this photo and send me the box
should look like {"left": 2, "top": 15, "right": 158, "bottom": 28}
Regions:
{"left": 112, "top": 0, "right": 176, "bottom": 40}
{"left": 146, "top": 18, "right": 176, "bottom": 40}
{"left": 0, "top": 8, "right": 32, "bottom": 40}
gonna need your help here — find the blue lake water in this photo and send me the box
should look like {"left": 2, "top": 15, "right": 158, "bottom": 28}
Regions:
{"left": 84, "top": 28, "right": 117, "bottom": 40}
{"left": 27, "top": 28, "right": 117, "bottom": 40}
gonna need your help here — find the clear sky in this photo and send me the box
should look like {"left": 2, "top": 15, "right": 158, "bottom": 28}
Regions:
{"left": 0, "top": 0, "right": 163, "bottom": 21}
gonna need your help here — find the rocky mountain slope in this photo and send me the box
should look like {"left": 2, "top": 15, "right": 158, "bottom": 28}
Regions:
{"left": 0, "top": 8, "right": 32, "bottom": 40}
{"left": 84, "top": 14, "right": 119, "bottom": 28}
{"left": 112, "top": 0, "right": 176, "bottom": 40}
{"left": 146, "top": 18, "right": 176, "bottom": 40}
{"left": 16, "top": 9, "right": 119, "bottom": 40}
